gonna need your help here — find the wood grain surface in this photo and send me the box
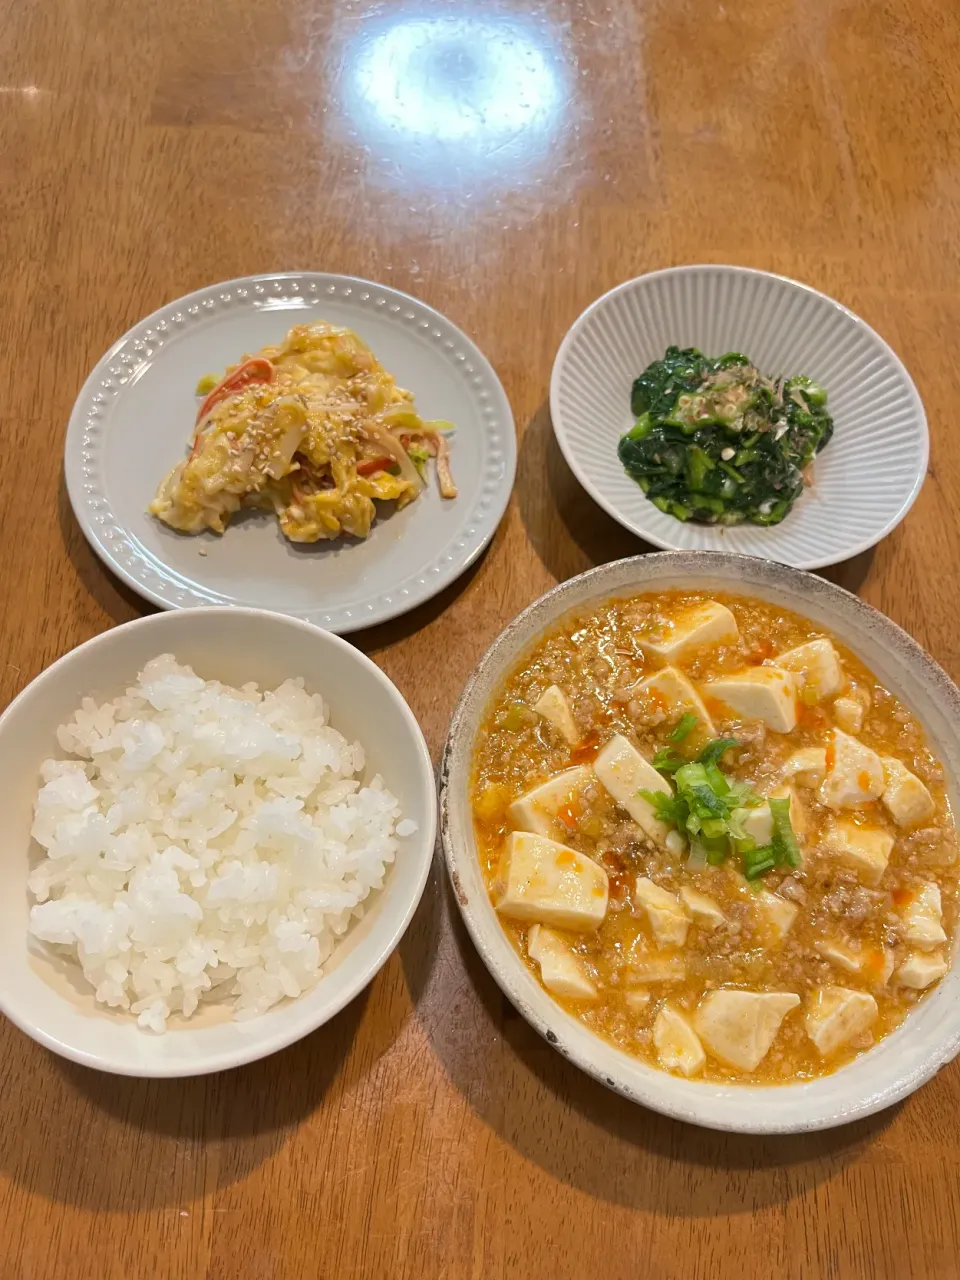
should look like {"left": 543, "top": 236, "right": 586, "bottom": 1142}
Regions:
{"left": 2, "top": 0, "right": 960, "bottom": 1275}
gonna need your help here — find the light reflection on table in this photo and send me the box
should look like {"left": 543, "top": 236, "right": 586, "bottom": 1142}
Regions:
{"left": 338, "top": 12, "right": 570, "bottom": 191}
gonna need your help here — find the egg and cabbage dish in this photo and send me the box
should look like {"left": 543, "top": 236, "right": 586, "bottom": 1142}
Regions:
{"left": 149, "top": 321, "right": 456, "bottom": 542}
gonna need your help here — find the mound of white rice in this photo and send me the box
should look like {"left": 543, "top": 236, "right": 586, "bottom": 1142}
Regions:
{"left": 27, "top": 655, "right": 414, "bottom": 1033}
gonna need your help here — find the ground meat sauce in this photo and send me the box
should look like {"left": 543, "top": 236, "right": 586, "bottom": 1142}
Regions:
{"left": 470, "top": 592, "right": 958, "bottom": 1083}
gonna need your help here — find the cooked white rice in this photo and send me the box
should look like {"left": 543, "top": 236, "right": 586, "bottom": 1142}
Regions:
{"left": 28, "top": 655, "right": 413, "bottom": 1033}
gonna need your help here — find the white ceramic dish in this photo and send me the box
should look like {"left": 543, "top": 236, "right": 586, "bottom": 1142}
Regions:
{"left": 550, "top": 265, "right": 928, "bottom": 569}
{"left": 0, "top": 608, "right": 437, "bottom": 1077}
{"left": 65, "top": 272, "right": 515, "bottom": 633}
{"left": 440, "top": 552, "right": 960, "bottom": 1133}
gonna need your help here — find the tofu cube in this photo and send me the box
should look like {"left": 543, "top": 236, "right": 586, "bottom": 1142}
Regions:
{"left": 495, "top": 831, "right": 609, "bottom": 931}
{"left": 822, "top": 820, "right": 894, "bottom": 887}
{"left": 637, "top": 600, "right": 739, "bottom": 662}
{"left": 693, "top": 989, "right": 800, "bottom": 1072}
{"left": 900, "top": 882, "right": 947, "bottom": 949}
{"left": 881, "top": 757, "right": 935, "bottom": 829}
{"left": 624, "top": 989, "right": 651, "bottom": 1011}
{"left": 653, "top": 1006, "right": 706, "bottom": 1077}
{"left": 814, "top": 938, "right": 864, "bottom": 974}
{"left": 634, "top": 876, "right": 691, "bottom": 948}
{"left": 833, "top": 696, "right": 864, "bottom": 735}
{"left": 704, "top": 666, "right": 799, "bottom": 733}
{"left": 626, "top": 952, "right": 686, "bottom": 984}
{"left": 821, "top": 729, "right": 885, "bottom": 810}
{"left": 741, "top": 784, "right": 807, "bottom": 848}
{"left": 508, "top": 766, "right": 594, "bottom": 839}
{"left": 775, "top": 638, "right": 845, "bottom": 700}
{"left": 678, "top": 886, "right": 726, "bottom": 931}
{"left": 594, "top": 734, "right": 675, "bottom": 848}
{"left": 527, "top": 925, "right": 597, "bottom": 1000}
{"left": 532, "top": 685, "right": 580, "bottom": 746}
{"left": 816, "top": 942, "right": 895, "bottom": 988}
{"left": 741, "top": 802, "right": 774, "bottom": 848}
{"left": 754, "top": 890, "right": 800, "bottom": 943}
{"left": 864, "top": 947, "right": 896, "bottom": 988}
{"left": 805, "top": 986, "right": 878, "bottom": 1057}
{"left": 896, "top": 950, "right": 949, "bottom": 990}
{"left": 634, "top": 667, "right": 716, "bottom": 739}
{"left": 781, "top": 747, "right": 828, "bottom": 789}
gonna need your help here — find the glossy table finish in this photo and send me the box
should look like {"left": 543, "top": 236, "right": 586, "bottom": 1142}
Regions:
{"left": 2, "top": 1, "right": 960, "bottom": 1276}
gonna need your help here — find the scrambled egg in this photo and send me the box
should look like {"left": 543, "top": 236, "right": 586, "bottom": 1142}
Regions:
{"left": 150, "top": 322, "right": 451, "bottom": 542}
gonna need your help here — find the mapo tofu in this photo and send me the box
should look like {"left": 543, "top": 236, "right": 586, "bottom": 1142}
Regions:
{"left": 471, "top": 593, "right": 957, "bottom": 1083}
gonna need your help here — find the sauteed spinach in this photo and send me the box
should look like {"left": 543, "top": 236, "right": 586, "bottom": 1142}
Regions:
{"left": 617, "top": 347, "right": 834, "bottom": 525}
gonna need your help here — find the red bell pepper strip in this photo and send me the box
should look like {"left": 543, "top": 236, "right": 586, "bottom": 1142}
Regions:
{"left": 356, "top": 455, "right": 396, "bottom": 476}
{"left": 196, "top": 357, "right": 274, "bottom": 424}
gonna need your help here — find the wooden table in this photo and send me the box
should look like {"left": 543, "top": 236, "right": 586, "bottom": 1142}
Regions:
{"left": 2, "top": 0, "right": 959, "bottom": 1274}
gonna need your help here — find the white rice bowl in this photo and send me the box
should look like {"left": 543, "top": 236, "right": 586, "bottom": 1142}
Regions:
{"left": 27, "top": 656, "right": 413, "bottom": 1033}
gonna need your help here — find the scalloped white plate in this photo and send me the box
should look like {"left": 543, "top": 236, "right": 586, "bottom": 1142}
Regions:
{"left": 65, "top": 273, "right": 516, "bottom": 632}
{"left": 550, "top": 266, "right": 928, "bottom": 569}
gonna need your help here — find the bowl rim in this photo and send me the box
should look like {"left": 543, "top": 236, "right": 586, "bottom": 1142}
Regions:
{"left": 548, "top": 263, "right": 929, "bottom": 571}
{"left": 0, "top": 605, "right": 438, "bottom": 1077}
{"left": 440, "top": 551, "right": 960, "bottom": 1132}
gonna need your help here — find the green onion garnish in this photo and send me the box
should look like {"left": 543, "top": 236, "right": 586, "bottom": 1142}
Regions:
{"left": 639, "top": 736, "right": 795, "bottom": 880}
{"left": 743, "top": 845, "right": 777, "bottom": 880}
{"left": 652, "top": 747, "right": 685, "bottom": 773}
{"left": 668, "top": 712, "right": 699, "bottom": 744}
{"left": 638, "top": 789, "right": 686, "bottom": 827}
{"left": 769, "top": 795, "right": 802, "bottom": 869}
{"left": 697, "top": 737, "right": 740, "bottom": 766}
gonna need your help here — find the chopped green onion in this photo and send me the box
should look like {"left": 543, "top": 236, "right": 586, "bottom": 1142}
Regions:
{"left": 703, "top": 761, "right": 729, "bottom": 796}
{"left": 687, "top": 840, "right": 708, "bottom": 869}
{"left": 727, "top": 808, "right": 757, "bottom": 849}
{"left": 697, "top": 737, "right": 740, "bottom": 766}
{"left": 769, "top": 795, "right": 802, "bottom": 868}
{"left": 688, "top": 782, "right": 726, "bottom": 818}
{"left": 638, "top": 789, "right": 686, "bottom": 827}
{"left": 674, "top": 762, "right": 707, "bottom": 790}
{"left": 743, "top": 845, "right": 777, "bottom": 880}
{"left": 704, "top": 836, "right": 728, "bottom": 866}
{"left": 668, "top": 712, "right": 699, "bottom": 744}
{"left": 727, "top": 780, "right": 763, "bottom": 807}
{"left": 652, "top": 747, "right": 685, "bottom": 773}
{"left": 641, "top": 739, "right": 794, "bottom": 879}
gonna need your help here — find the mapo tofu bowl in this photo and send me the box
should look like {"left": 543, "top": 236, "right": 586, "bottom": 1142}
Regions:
{"left": 440, "top": 554, "right": 960, "bottom": 1132}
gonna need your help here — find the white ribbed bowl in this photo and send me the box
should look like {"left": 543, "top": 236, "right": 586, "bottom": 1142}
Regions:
{"left": 550, "top": 266, "right": 928, "bottom": 568}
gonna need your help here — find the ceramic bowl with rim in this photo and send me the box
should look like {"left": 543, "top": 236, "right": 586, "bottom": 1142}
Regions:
{"left": 0, "top": 608, "right": 437, "bottom": 1077}
{"left": 550, "top": 266, "right": 928, "bottom": 569}
{"left": 440, "top": 552, "right": 960, "bottom": 1133}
